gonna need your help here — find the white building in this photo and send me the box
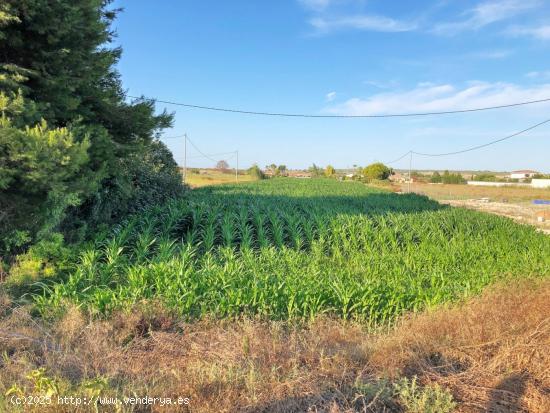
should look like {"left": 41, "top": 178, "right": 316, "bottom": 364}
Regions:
{"left": 510, "top": 170, "right": 538, "bottom": 179}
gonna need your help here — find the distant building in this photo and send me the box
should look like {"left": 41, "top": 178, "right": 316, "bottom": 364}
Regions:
{"left": 288, "top": 170, "right": 311, "bottom": 178}
{"left": 510, "top": 170, "right": 538, "bottom": 179}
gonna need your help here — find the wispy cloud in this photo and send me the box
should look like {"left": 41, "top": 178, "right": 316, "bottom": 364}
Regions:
{"left": 310, "top": 15, "right": 416, "bottom": 33}
{"left": 363, "top": 79, "right": 400, "bottom": 89}
{"left": 526, "top": 70, "right": 550, "bottom": 79}
{"left": 325, "top": 81, "right": 550, "bottom": 115}
{"left": 325, "top": 91, "right": 337, "bottom": 101}
{"left": 468, "top": 49, "right": 513, "bottom": 59}
{"left": 508, "top": 24, "right": 550, "bottom": 40}
{"left": 433, "top": 0, "right": 541, "bottom": 35}
{"left": 298, "top": 0, "right": 416, "bottom": 34}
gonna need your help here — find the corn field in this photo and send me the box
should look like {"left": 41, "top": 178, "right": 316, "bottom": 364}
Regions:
{"left": 39, "top": 179, "right": 550, "bottom": 323}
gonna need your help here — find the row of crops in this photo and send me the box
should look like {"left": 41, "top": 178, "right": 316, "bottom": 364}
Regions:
{"left": 39, "top": 179, "right": 550, "bottom": 322}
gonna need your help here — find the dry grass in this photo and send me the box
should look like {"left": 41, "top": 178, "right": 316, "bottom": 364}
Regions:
{"left": 399, "top": 182, "right": 550, "bottom": 202}
{"left": 183, "top": 170, "right": 257, "bottom": 187}
{"left": 1, "top": 278, "right": 549, "bottom": 412}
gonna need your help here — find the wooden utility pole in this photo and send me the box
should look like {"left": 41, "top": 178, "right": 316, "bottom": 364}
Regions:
{"left": 183, "top": 133, "right": 187, "bottom": 184}
{"left": 235, "top": 150, "right": 239, "bottom": 183}
{"left": 408, "top": 151, "right": 412, "bottom": 193}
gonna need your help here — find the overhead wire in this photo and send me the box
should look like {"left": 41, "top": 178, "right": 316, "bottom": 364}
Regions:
{"left": 411, "top": 117, "right": 550, "bottom": 157}
{"left": 129, "top": 94, "right": 550, "bottom": 118}
{"left": 382, "top": 117, "right": 550, "bottom": 166}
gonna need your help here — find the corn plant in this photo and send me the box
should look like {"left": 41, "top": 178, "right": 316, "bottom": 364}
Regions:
{"left": 38, "top": 178, "right": 550, "bottom": 323}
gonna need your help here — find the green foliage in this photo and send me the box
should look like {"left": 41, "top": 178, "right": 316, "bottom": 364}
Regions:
{"left": 266, "top": 164, "right": 287, "bottom": 177}
{"left": 247, "top": 164, "right": 265, "bottom": 180}
{"left": 430, "top": 171, "right": 442, "bottom": 183}
{"left": 363, "top": 162, "right": 392, "bottom": 181}
{"left": 0, "top": 0, "right": 184, "bottom": 257}
{"left": 6, "top": 233, "right": 71, "bottom": 288}
{"left": 325, "top": 165, "right": 335, "bottom": 177}
{"left": 38, "top": 179, "right": 550, "bottom": 321}
{"left": 394, "top": 377, "right": 456, "bottom": 413}
{"left": 473, "top": 173, "right": 497, "bottom": 182}
{"left": 0, "top": 113, "right": 96, "bottom": 254}
{"left": 410, "top": 171, "right": 428, "bottom": 182}
{"left": 308, "top": 163, "right": 323, "bottom": 177}
{"left": 441, "top": 170, "right": 466, "bottom": 185}
{"left": 4, "top": 367, "right": 110, "bottom": 408}
{"left": 276, "top": 164, "right": 287, "bottom": 176}
{"left": 354, "top": 376, "right": 456, "bottom": 412}
{"left": 74, "top": 140, "right": 183, "bottom": 231}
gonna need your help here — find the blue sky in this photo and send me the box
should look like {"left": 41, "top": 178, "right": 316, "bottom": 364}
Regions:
{"left": 113, "top": 0, "right": 550, "bottom": 172}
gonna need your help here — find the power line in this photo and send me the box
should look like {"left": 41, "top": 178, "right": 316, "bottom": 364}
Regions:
{"left": 160, "top": 134, "right": 185, "bottom": 139}
{"left": 159, "top": 133, "right": 237, "bottom": 161}
{"left": 386, "top": 151, "right": 412, "bottom": 164}
{"left": 412, "top": 117, "right": 550, "bottom": 157}
{"left": 187, "top": 151, "right": 237, "bottom": 160}
{"left": 383, "top": 117, "right": 550, "bottom": 169}
{"left": 129, "top": 94, "right": 550, "bottom": 118}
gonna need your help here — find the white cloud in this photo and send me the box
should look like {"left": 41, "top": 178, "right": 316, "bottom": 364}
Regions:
{"left": 325, "top": 81, "right": 550, "bottom": 115}
{"left": 508, "top": 24, "right": 550, "bottom": 40}
{"left": 325, "top": 91, "right": 337, "bottom": 101}
{"left": 433, "top": 0, "right": 540, "bottom": 35}
{"left": 310, "top": 15, "right": 417, "bottom": 33}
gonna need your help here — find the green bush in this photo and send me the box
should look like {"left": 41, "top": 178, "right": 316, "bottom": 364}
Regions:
{"left": 441, "top": 170, "right": 466, "bottom": 184}
{"left": 363, "top": 162, "right": 392, "bottom": 181}
{"left": 394, "top": 377, "right": 456, "bottom": 413}
{"left": 430, "top": 171, "right": 442, "bottom": 183}
{"left": 247, "top": 164, "right": 265, "bottom": 180}
{"left": 0, "top": 1, "right": 185, "bottom": 259}
{"left": 325, "top": 165, "right": 335, "bottom": 177}
{"left": 473, "top": 173, "right": 497, "bottom": 182}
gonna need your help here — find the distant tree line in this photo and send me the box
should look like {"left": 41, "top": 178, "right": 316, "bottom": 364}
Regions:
{"left": 430, "top": 171, "right": 466, "bottom": 184}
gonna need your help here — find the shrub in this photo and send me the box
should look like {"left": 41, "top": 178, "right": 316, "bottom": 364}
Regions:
{"left": 430, "top": 171, "right": 442, "bottom": 183}
{"left": 363, "top": 162, "right": 392, "bottom": 181}
{"left": 308, "top": 164, "right": 323, "bottom": 178}
{"left": 441, "top": 170, "right": 466, "bottom": 184}
{"left": 394, "top": 377, "right": 456, "bottom": 413}
{"left": 247, "top": 164, "right": 265, "bottom": 180}
{"left": 473, "top": 173, "right": 497, "bottom": 182}
{"left": 325, "top": 165, "right": 335, "bottom": 177}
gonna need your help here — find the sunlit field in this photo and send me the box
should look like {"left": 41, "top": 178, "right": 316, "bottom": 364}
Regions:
{"left": 39, "top": 179, "right": 550, "bottom": 323}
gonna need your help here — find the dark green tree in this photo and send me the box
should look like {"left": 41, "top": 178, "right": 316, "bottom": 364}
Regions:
{"left": 0, "top": 1, "right": 183, "bottom": 255}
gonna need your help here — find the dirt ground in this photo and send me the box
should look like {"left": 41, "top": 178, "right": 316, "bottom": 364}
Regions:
{"left": 398, "top": 182, "right": 550, "bottom": 234}
{"left": 182, "top": 169, "right": 258, "bottom": 187}
{"left": 442, "top": 199, "right": 550, "bottom": 234}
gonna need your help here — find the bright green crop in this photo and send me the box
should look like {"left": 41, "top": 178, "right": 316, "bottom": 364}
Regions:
{"left": 38, "top": 179, "right": 550, "bottom": 323}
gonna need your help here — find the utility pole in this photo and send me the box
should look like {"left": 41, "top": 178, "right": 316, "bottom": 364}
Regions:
{"left": 235, "top": 150, "right": 239, "bottom": 183}
{"left": 408, "top": 151, "right": 412, "bottom": 193}
{"left": 183, "top": 133, "right": 187, "bottom": 184}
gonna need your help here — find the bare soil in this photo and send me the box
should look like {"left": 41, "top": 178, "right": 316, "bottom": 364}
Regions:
{"left": 443, "top": 199, "right": 550, "bottom": 234}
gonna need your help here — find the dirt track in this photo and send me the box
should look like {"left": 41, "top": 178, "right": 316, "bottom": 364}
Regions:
{"left": 443, "top": 199, "right": 550, "bottom": 234}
